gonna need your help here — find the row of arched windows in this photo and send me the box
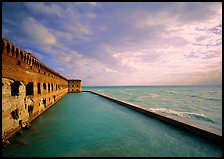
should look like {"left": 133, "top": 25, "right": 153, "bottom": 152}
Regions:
{"left": 6, "top": 80, "right": 67, "bottom": 97}
{"left": 37, "top": 82, "right": 68, "bottom": 95}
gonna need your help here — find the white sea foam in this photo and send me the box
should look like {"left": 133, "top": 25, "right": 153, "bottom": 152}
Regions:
{"left": 140, "top": 94, "right": 159, "bottom": 99}
{"left": 167, "top": 91, "right": 178, "bottom": 94}
{"left": 147, "top": 107, "right": 214, "bottom": 122}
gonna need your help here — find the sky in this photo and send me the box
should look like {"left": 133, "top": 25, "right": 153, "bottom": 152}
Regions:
{"left": 2, "top": 2, "right": 222, "bottom": 86}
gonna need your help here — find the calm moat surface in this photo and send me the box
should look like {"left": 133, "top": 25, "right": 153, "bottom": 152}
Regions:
{"left": 2, "top": 93, "right": 222, "bottom": 157}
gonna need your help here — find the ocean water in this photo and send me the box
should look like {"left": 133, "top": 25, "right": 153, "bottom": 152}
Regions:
{"left": 2, "top": 92, "right": 222, "bottom": 157}
{"left": 83, "top": 85, "right": 222, "bottom": 129}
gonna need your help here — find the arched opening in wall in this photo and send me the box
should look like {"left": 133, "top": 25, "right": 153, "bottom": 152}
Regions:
{"left": 20, "top": 51, "right": 23, "bottom": 61}
{"left": 26, "top": 82, "right": 34, "bottom": 96}
{"left": 18, "top": 61, "right": 21, "bottom": 66}
{"left": 28, "top": 105, "right": 34, "bottom": 117}
{"left": 43, "top": 83, "right": 46, "bottom": 90}
{"left": 37, "top": 83, "right": 41, "bottom": 94}
{"left": 48, "top": 83, "right": 50, "bottom": 92}
{"left": 16, "top": 49, "right": 19, "bottom": 58}
{"left": 7, "top": 43, "right": 10, "bottom": 55}
{"left": 11, "top": 81, "right": 21, "bottom": 96}
{"left": 12, "top": 45, "right": 15, "bottom": 57}
{"left": 24, "top": 54, "right": 26, "bottom": 63}
{"left": 42, "top": 98, "right": 46, "bottom": 107}
{"left": 11, "top": 109, "right": 19, "bottom": 120}
{"left": 51, "top": 84, "right": 53, "bottom": 91}
{"left": 53, "top": 95, "right": 56, "bottom": 102}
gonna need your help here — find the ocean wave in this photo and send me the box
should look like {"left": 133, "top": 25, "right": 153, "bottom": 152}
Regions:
{"left": 190, "top": 94, "right": 204, "bottom": 99}
{"left": 167, "top": 91, "right": 178, "bottom": 94}
{"left": 97, "top": 90, "right": 105, "bottom": 92}
{"left": 206, "top": 98, "right": 222, "bottom": 101}
{"left": 140, "top": 94, "right": 160, "bottom": 99}
{"left": 147, "top": 108, "right": 215, "bottom": 123}
{"left": 190, "top": 94, "right": 221, "bottom": 101}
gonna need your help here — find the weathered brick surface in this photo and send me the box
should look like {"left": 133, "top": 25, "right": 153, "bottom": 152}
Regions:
{"left": 2, "top": 37, "right": 82, "bottom": 142}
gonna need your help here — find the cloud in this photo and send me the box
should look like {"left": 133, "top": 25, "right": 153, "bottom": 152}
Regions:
{"left": 76, "top": 2, "right": 99, "bottom": 7}
{"left": 24, "top": 2, "right": 63, "bottom": 17}
{"left": 20, "top": 17, "right": 57, "bottom": 45}
{"left": 86, "top": 12, "right": 96, "bottom": 18}
{"left": 2, "top": 2, "right": 222, "bottom": 86}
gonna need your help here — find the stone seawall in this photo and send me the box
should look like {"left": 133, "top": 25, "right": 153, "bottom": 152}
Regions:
{"left": 85, "top": 91, "right": 222, "bottom": 145}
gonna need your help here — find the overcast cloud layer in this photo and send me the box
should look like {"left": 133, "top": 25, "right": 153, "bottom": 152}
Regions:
{"left": 2, "top": 2, "right": 222, "bottom": 86}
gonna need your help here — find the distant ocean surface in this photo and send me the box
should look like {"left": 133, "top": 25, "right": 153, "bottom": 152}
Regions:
{"left": 83, "top": 85, "right": 222, "bottom": 129}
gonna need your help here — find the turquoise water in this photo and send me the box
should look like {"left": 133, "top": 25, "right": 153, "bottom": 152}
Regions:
{"left": 83, "top": 85, "right": 222, "bottom": 129}
{"left": 2, "top": 92, "right": 222, "bottom": 157}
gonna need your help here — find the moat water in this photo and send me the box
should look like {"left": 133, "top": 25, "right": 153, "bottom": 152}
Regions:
{"left": 2, "top": 92, "right": 222, "bottom": 157}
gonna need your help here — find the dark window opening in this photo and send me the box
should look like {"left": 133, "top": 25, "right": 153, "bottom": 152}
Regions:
{"left": 11, "top": 109, "right": 19, "bottom": 120}
{"left": 48, "top": 83, "right": 50, "bottom": 92}
{"left": 43, "top": 83, "right": 46, "bottom": 90}
{"left": 26, "top": 82, "right": 34, "bottom": 96}
{"left": 12, "top": 46, "right": 15, "bottom": 56}
{"left": 72, "top": 85, "right": 74, "bottom": 87}
{"left": 30, "top": 66, "right": 32, "bottom": 69}
{"left": 20, "top": 51, "right": 23, "bottom": 61}
{"left": 72, "top": 89, "right": 74, "bottom": 91}
{"left": 28, "top": 105, "right": 34, "bottom": 117}
{"left": 43, "top": 98, "right": 46, "bottom": 105}
{"left": 38, "top": 69, "right": 40, "bottom": 73}
{"left": 16, "top": 49, "right": 19, "bottom": 58}
{"left": 18, "top": 61, "right": 21, "bottom": 66}
{"left": 37, "top": 83, "right": 41, "bottom": 94}
{"left": 77, "top": 89, "right": 79, "bottom": 91}
{"left": 24, "top": 55, "right": 26, "bottom": 62}
{"left": 11, "top": 81, "right": 21, "bottom": 96}
{"left": 51, "top": 84, "right": 53, "bottom": 91}
{"left": 77, "top": 85, "right": 79, "bottom": 87}
{"left": 2, "top": 82, "right": 4, "bottom": 86}
{"left": 49, "top": 98, "right": 50, "bottom": 102}
{"left": 7, "top": 43, "right": 10, "bottom": 54}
